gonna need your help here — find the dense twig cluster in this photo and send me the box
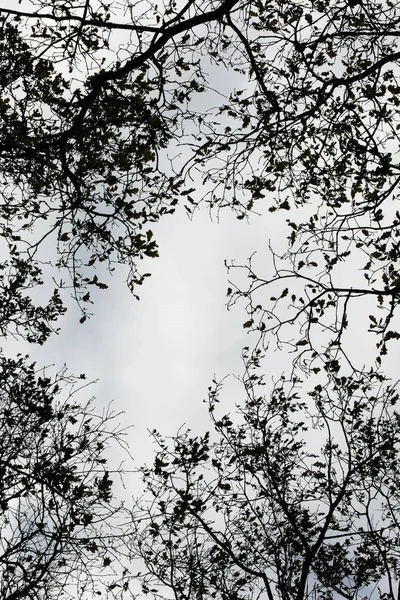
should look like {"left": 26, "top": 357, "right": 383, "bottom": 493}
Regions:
{"left": 1, "top": 1, "right": 400, "bottom": 599}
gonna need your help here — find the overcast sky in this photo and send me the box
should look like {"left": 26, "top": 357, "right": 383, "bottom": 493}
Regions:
{"left": 4, "top": 0, "right": 399, "bottom": 501}
{"left": 6, "top": 202, "right": 294, "bottom": 475}
{"left": 0, "top": 0, "right": 298, "bottom": 497}
{"left": 5, "top": 193, "right": 398, "bottom": 490}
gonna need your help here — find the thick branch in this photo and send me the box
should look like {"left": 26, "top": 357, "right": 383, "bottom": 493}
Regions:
{"left": 69, "top": 0, "right": 240, "bottom": 133}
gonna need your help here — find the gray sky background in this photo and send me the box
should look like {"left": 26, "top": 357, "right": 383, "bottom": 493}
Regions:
{"left": 0, "top": 0, "right": 295, "bottom": 494}
{"left": 10, "top": 203, "right": 294, "bottom": 475}
{"left": 3, "top": 0, "right": 399, "bottom": 501}
{"left": 4, "top": 193, "right": 398, "bottom": 492}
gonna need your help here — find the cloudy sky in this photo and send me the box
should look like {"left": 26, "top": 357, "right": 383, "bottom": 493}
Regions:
{"left": 0, "top": 0, "right": 300, "bottom": 497}
{"left": 4, "top": 0, "right": 399, "bottom": 499}
{"left": 8, "top": 201, "right": 294, "bottom": 474}
{"left": 5, "top": 178, "right": 397, "bottom": 492}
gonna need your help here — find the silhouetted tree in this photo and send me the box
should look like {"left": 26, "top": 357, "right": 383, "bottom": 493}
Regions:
{"left": 1, "top": 0, "right": 400, "bottom": 344}
{"left": 2, "top": 3, "right": 400, "bottom": 596}
{"left": 132, "top": 349, "right": 400, "bottom": 600}
{"left": 0, "top": 354, "right": 131, "bottom": 600}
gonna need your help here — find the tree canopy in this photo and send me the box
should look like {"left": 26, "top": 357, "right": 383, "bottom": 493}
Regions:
{"left": 0, "top": 354, "right": 131, "bottom": 600}
{"left": 1, "top": 0, "right": 399, "bottom": 347}
{"left": 132, "top": 351, "right": 400, "bottom": 600}
{"left": 1, "top": 1, "right": 400, "bottom": 599}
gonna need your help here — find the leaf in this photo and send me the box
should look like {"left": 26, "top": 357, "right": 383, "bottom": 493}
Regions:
{"left": 384, "top": 331, "right": 400, "bottom": 341}
{"left": 296, "top": 339, "right": 308, "bottom": 346}
{"left": 275, "top": 161, "right": 288, "bottom": 172}
{"left": 243, "top": 320, "right": 254, "bottom": 328}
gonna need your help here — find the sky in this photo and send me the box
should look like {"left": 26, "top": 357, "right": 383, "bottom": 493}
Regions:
{"left": 0, "top": 0, "right": 300, "bottom": 498}
{"left": 16, "top": 192, "right": 397, "bottom": 493}
{"left": 3, "top": 6, "right": 400, "bottom": 600}
{"left": 3, "top": 0, "right": 400, "bottom": 502}
{"left": 9, "top": 201, "right": 295, "bottom": 478}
